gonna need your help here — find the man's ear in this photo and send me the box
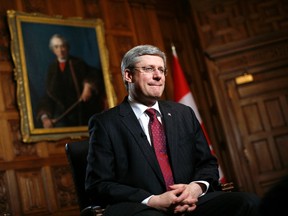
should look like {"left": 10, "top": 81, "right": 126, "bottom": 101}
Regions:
{"left": 124, "top": 69, "right": 133, "bottom": 83}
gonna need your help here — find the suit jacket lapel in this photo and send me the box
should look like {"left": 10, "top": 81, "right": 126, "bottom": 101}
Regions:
{"left": 119, "top": 99, "right": 165, "bottom": 183}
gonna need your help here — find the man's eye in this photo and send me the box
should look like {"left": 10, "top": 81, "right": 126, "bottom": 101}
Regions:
{"left": 144, "top": 67, "right": 154, "bottom": 72}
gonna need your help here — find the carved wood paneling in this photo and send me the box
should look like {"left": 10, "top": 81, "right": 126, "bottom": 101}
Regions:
{"left": 16, "top": 169, "right": 49, "bottom": 215}
{"left": 275, "top": 134, "right": 288, "bottom": 168}
{"left": 227, "top": 70, "right": 288, "bottom": 194}
{"left": 0, "top": 17, "right": 11, "bottom": 62}
{"left": 100, "top": 0, "right": 138, "bottom": 102}
{"left": 104, "top": 35, "right": 135, "bottom": 103}
{"left": 206, "top": 32, "right": 288, "bottom": 194}
{"left": 0, "top": 0, "right": 15, "bottom": 62}
{"left": 22, "top": 0, "right": 48, "bottom": 13}
{"left": 192, "top": 0, "right": 288, "bottom": 49}
{"left": 0, "top": 72, "right": 17, "bottom": 111}
{"left": 247, "top": 0, "right": 288, "bottom": 35}
{"left": 52, "top": 166, "right": 77, "bottom": 208}
{"left": 13, "top": 136, "right": 37, "bottom": 158}
{"left": 265, "top": 99, "right": 286, "bottom": 129}
{"left": 83, "top": 0, "right": 101, "bottom": 18}
{"left": 108, "top": 35, "right": 135, "bottom": 69}
{"left": 0, "top": 172, "right": 11, "bottom": 214}
{"left": 101, "top": 0, "right": 134, "bottom": 32}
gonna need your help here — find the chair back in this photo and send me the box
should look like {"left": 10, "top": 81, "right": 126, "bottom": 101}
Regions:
{"left": 65, "top": 140, "right": 92, "bottom": 211}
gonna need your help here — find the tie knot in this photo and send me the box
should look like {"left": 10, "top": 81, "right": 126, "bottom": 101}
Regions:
{"left": 145, "top": 108, "right": 157, "bottom": 119}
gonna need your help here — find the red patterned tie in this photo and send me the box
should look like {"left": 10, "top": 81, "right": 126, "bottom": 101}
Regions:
{"left": 146, "top": 108, "right": 174, "bottom": 190}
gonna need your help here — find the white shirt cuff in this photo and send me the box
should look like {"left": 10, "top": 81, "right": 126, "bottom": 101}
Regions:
{"left": 191, "top": 180, "right": 209, "bottom": 197}
{"left": 142, "top": 195, "right": 154, "bottom": 205}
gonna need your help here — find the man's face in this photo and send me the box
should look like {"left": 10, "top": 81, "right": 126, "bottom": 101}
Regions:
{"left": 125, "top": 55, "right": 166, "bottom": 106}
{"left": 51, "top": 37, "right": 68, "bottom": 60}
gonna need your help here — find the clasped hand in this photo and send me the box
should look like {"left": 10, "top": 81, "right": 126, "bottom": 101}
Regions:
{"left": 147, "top": 183, "right": 203, "bottom": 214}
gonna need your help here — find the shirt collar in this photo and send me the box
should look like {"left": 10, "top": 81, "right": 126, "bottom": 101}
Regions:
{"left": 128, "top": 96, "right": 161, "bottom": 119}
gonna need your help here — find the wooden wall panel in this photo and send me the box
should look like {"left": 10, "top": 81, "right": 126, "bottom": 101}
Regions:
{"left": 194, "top": 0, "right": 288, "bottom": 194}
{"left": 0, "top": 16, "right": 11, "bottom": 62}
{"left": 205, "top": 32, "right": 288, "bottom": 194}
{"left": 276, "top": 134, "right": 288, "bottom": 167}
{"left": 104, "top": 0, "right": 134, "bottom": 32}
{"left": 0, "top": 171, "right": 10, "bottom": 213}
{"left": 82, "top": 0, "right": 101, "bottom": 18}
{"left": 52, "top": 166, "right": 77, "bottom": 209}
{"left": 17, "top": 169, "right": 48, "bottom": 214}
{"left": 265, "top": 99, "right": 286, "bottom": 129}
{"left": 253, "top": 139, "right": 275, "bottom": 173}
{"left": 104, "top": 34, "right": 135, "bottom": 102}
{"left": 21, "top": 0, "right": 49, "bottom": 14}
{"left": 99, "top": 0, "right": 137, "bottom": 102}
{"left": 191, "top": 0, "right": 288, "bottom": 49}
{"left": 0, "top": 72, "right": 16, "bottom": 112}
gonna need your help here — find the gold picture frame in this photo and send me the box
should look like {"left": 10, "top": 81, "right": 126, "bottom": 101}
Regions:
{"left": 7, "top": 10, "right": 116, "bottom": 142}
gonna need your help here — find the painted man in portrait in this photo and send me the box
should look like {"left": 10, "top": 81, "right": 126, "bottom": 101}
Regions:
{"left": 36, "top": 34, "right": 106, "bottom": 128}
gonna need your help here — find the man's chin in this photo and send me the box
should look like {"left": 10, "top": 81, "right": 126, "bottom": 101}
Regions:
{"left": 148, "top": 95, "right": 161, "bottom": 100}
{"left": 136, "top": 96, "right": 161, "bottom": 106}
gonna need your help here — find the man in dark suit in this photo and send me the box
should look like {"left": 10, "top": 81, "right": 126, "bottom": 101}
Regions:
{"left": 37, "top": 34, "right": 106, "bottom": 128}
{"left": 85, "top": 45, "right": 260, "bottom": 216}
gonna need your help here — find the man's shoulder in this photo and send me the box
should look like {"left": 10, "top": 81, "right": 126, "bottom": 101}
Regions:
{"left": 90, "top": 105, "right": 119, "bottom": 119}
{"left": 159, "top": 100, "right": 196, "bottom": 118}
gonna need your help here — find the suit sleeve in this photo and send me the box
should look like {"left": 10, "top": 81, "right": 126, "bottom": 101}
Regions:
{"left": 185, "top": 106, "right": 220, "bottom": 190}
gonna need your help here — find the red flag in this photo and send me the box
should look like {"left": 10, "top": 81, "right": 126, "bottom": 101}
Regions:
{"left": 171, "top": 45, "right": 226, "bottom": 183}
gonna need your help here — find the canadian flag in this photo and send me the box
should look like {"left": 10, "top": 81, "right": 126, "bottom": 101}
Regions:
{"left": 171, "top": 45, "right": 226, "bottom": 183}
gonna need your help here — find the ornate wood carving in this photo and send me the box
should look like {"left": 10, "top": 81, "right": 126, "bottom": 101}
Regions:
{"left": 53, "top": 166, "right": 77, "bottom": 208}
{"left": 206, "top": 32, "right": 288, "bottom": 74}
{"left": 0, "top": 16, "right": 11, "bottom": 62}
{"left": 16, "top": 169, "right": 49, "bottom": 214}
{"left": 83, "top": 0, "right": 101, "bottom": 18}
{"left": 0, "top": 72, "right": 17, "bottom": 111}
{"left": 0, "top": 172, "right": 11, "bottom": 214}
{"left": 22, "top": 0, "right": 48, "bottom": 13}
{"left": 193, "top": 0, "right": 288, "bottom": 49}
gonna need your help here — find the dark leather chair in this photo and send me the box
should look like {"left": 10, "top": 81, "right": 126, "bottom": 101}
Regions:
{"left": 65, "top": 140, "right": 105, "bottom": 216}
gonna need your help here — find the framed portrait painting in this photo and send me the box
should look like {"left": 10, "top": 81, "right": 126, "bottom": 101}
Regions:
{"left": 7, "top": 10, "right": 116, "bottom": 142}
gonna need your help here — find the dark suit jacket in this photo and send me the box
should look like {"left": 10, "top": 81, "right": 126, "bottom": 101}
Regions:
{"left": 85, "top": 97, "right": 219, "bottom": 207}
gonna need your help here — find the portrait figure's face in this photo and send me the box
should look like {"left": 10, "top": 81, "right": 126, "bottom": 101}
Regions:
{"left": 51, "top": 37, "right": 69, "bottom": 61}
